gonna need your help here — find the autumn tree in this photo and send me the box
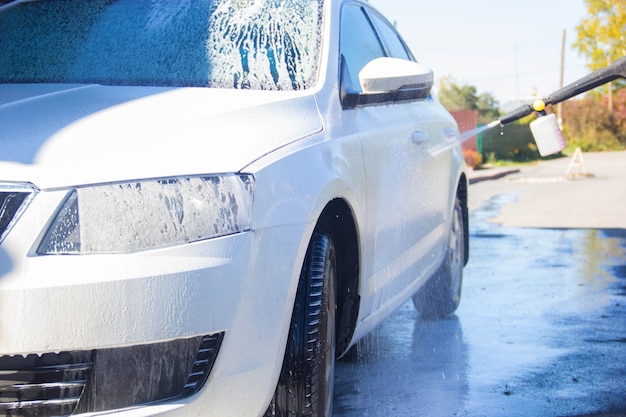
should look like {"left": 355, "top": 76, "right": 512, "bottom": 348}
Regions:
{"left": 573, "top": 0, "right": 625, "bottom": 82}
{"left": 559, "top": 0, "right": 626, "bottom": 151}
{"left": 437, "top": 76, "right": 500, "bottom": 124}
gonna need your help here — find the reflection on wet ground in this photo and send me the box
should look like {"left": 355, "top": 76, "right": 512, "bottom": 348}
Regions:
{"left": 333, "top": 193, "right": 626, "bottom": 417}
{"left": 334, "top": 309, "right": 469, "bottom": 417}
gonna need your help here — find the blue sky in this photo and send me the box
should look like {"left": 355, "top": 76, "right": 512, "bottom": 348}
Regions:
{"left": 368, "top": 0, "right": 590, "bottom": 107}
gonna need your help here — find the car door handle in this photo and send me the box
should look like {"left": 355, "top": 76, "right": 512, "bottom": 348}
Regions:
{"left": 444, "top": 127, "right": 457, "bottom": 138}
{"left": 411, "top": 130, "right": 428, "bottom": 145}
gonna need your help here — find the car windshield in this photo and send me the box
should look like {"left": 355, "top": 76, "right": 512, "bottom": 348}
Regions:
{"left": 0, "top": 0, "right": 323, "bottom": 90}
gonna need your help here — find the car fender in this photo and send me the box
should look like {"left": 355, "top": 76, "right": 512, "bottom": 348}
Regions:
{"left": 242, "top": 126, "right": 366, "bottom": 359}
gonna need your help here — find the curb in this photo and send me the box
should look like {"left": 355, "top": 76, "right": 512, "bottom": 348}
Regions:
{"left": 468, "top": 168, "right": 520, "bottom": 185}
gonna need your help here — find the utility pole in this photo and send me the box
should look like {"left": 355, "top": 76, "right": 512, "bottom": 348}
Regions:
{"left": 607, "top": 55, "right": 613, "bottom": 112}
{"left": 557, "top": 29, "right": 566, "bottom": 128}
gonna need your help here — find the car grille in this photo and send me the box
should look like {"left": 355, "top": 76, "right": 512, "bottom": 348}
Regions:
{"left": 0, "top": 351, "right": 92, "bottom": 417}
{"left": 0, "top": 184, "right": 38, "bottom": 246}
{"left": 182, "top": 333, "right": 224, "bottom": 396}
{"left": 0, "top": 333, "right": 224, "bottom": 417}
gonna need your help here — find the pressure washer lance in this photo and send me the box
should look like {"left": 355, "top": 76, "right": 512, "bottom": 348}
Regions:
{"left": 494, "top": 55, "right": 626, "bottom": 157}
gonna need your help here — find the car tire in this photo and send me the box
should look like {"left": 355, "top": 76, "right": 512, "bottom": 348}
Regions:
{"left": 413, "top": 197, "right": 465, "bottom": 319}
{"left": 265, "top": 232, "right": 336, "bottom": 417}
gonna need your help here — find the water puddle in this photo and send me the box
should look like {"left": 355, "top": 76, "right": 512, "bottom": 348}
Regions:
{"left": 334, "top": 192, "right": 626, "bottom": 416}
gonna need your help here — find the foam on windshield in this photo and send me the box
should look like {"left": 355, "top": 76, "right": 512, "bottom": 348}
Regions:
{"left": 206, "top": 0, "right": 322, "bottom": 90}
{"left": 0, "top": 0, "right": 322, "bottom": 90}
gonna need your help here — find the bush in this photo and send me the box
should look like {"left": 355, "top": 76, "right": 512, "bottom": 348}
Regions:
{"left": 463, "top": 149, "right": 482, "bottom": 168}
{"left": 561, "top": 95, "right": 626, "bottom": 151}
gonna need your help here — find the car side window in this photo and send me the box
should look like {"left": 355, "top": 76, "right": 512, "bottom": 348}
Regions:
{"left": 366, "top": 10, "right": 413, "bottom": 61}
{"left": 339, "top": 5, "right": 386, "bottom": 93}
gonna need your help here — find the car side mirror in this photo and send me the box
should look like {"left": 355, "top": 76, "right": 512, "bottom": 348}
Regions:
{"left": 342, "top": 57, "right": 434, "bottom": 109}
{"left": 359, "top": 57, "right": 433, "bottom": 93}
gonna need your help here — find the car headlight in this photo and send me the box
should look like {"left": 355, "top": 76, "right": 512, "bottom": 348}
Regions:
{"left": 38, "top": 174, "right": 254, "bottom": 254}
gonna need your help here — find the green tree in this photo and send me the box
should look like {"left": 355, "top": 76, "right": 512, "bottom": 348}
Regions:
{"left": 438, "top": 76, "right": 478, "bottom": 111}
{"left": 476, "top": 92, "right": 501, "bottom": 125}
{"left": 574, "top": 0, "right": 626, "bottom": 74}
{"left": 437, "top": 76, "right": 500, "bottom": 124}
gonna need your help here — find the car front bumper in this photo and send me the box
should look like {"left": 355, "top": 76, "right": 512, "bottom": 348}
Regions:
{"left": 1, "top": 194, "right": 308, "bottom": 417}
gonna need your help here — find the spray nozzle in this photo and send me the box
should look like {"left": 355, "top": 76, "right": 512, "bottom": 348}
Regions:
{"left": 498, "top": 98, "right": 549, "bottom": 126}
{"left": 497, "top": 97, "right": 564, "bottom": 156}
{"left": 498, "top": 104, "right": 533, "bottom": 126}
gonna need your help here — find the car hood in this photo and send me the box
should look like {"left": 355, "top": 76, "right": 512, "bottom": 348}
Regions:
{"left": 0, "top": 84, "right": 323, "bottom": 189}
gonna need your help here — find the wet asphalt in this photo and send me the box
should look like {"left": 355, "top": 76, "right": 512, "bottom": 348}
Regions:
{"left": 333, "top": 153, "right": 626, "bottom": 417}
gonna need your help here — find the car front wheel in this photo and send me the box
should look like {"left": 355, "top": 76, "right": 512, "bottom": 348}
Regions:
{"left": 266, "top": 232, "right": 336, "bottom": 417}
{"left": 413, "top": 197, "right": 465, "bottom": 319}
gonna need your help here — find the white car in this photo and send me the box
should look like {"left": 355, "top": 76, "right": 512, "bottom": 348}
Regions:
{"left": 0, "top": 0, "right": 468, "bottom": 416}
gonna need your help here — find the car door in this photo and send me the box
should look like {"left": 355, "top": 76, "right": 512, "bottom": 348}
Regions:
{"left": 340, "top": 4, "right": 456, "bottom": 313}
